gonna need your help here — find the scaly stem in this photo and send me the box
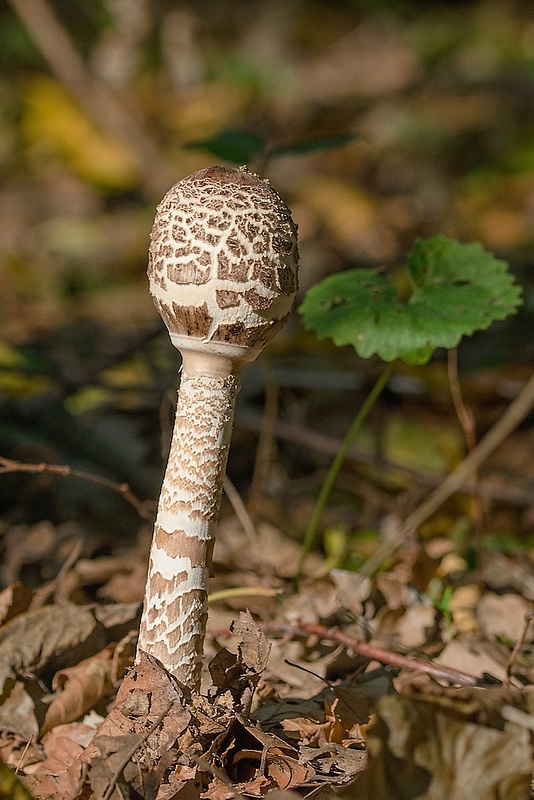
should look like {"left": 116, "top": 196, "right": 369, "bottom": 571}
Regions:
{"left": 296, "top": 362, "right": 393, "bottom": 578}
{"left": 137, "top": 352, "right": 240, "bottom": 689}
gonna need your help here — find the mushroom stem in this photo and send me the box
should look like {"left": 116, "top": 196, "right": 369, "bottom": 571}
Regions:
{"left": 137, "top": 351, "right": 240, "bottom": 689}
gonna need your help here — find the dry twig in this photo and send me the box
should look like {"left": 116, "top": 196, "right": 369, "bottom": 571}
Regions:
{"left": 0, "top": 456, "right": 155, "bottom": 521}
{"left": 263, "top": 621, "right": 480, "bottom": 686}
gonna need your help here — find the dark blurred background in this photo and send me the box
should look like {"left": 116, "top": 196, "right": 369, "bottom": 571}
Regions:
{"left": 0, "top": 0, "right": 533, "bottom": 549}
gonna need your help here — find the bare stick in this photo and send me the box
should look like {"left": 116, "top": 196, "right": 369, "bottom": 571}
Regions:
{"left": 223, "top": 475, "right": 259, "bottom": 544}
{"left": 263, "top": 622, "right": 479, "bottom": 686}
{"left": 505, "top": 611, "right": 534, "bottom": 683}
{"left": 0, "top": 456, "right": 155, "bottom": 521}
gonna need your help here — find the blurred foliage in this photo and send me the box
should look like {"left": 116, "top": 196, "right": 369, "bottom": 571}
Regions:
{"left": 0, "top": 0, "right": 533, "bottom": 340}
{"left": 0, "top": 0, "right": 533, "bottom": 540}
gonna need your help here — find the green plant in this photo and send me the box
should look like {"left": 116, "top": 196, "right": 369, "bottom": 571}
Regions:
{"left": 297, "top": 235, "right": 523, "bottom": 575}
{"left": 432, "top": 585, "right": 454, "bottom": 629}
{"left": 185, "top": 129, "right": 356, "bottom": 171}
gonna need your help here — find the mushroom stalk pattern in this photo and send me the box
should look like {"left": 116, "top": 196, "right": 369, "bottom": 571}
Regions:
{"left": 137, "top": 165, "right": 299, "bottom": 689}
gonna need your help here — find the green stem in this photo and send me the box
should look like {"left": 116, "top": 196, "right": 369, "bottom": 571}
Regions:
{"left": 296, "top": 362, "right": 394, "bottom": 578}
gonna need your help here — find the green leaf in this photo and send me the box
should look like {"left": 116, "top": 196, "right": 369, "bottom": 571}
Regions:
{"left": 184, "top": 129, "right": 265, "bottom": 164}
{"left": 184, "top": 130, "right": 356, "bottom": 164}
{"left": 298, "top": 235, "right": 523, "bottom": 364}
{"left": 273, "top": 133, "right": 356, "bottom": 156}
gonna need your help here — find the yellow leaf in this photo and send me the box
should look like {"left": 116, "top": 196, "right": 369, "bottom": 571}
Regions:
{"left": 23, "top": 76, "right": 138, "bottom": 188}
{"left": 0, "top": 340, "right": 24, "bottom": 368}
{"left": 298, "top": 175, "right": 377, "bottom": 250}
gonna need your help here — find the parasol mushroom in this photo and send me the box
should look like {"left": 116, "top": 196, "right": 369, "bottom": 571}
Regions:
{"left": 137, "top": 165, "right": 299, "bottom": 690}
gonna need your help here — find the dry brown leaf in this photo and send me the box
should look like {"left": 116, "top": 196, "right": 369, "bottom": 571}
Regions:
{"left": 0, "top": 680, "right": 40, "bottom": 741}
{"left": 0, "top": 602, "right": 140, "bottom": 699}
{"left": 88, "top": 732, "right": 151, "bottom": 800}
{"left": 0, "top": 729, "right": 42, "bottom": 773}
{"left": 74, "top": 555, "right": 148, "bottom": 603}
{"left": 393, "top": 605, "right": 437, "bottom": 648}
{"left": 477, "top": 593, "right": 533, "bottom": 642}
{"left": 279, "top": 696, "right": 365, "bottom": 749}
{"left": 23, "top": 722, "right": 95, "bottom": 800}
{"left": 40, "top": 642, "right": 132, "bottom": 736}
{"left": 98, "top": 561, "right": 148, "bottom": 603}
{"left": 223, "top": 719, "right": 316, "bottom": 792}
{"left": 0, "top": 522, "right": 57, "bottom": 586}
{"left": 0, "top": 582, "right": 33, "bottom": 627}
{"left": 323, "top": 695, "right": 366, "bottom": 746}
{"left": 0, "top": 605, "right": 100, "bottom": 697}
{"left": 209, "top": 611, "right": 270, "bottom": 710}
{"left": 82, "top": 654, "right": 192, "bottom": 798}
{"left": 281, "top": 577, "right": 341, "bottom": 626}
{"left": 348, "top": 693, "right": 532, "bottom": 799}
{"left": 435, "top": 638, "right": 506, "bottom": 683}
{"left": 233, "top": 610, "right": 270, "bottom": 676}
{"left": 330, "top": 569, "right": 372, "bottom": 618}
{"left": 301, "top": 745, "right": 368, "bottom": 786}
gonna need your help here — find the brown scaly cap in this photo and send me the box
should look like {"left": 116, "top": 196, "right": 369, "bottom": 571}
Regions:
{"left": 147, "top": 165, "right": 299, "bottom": 359}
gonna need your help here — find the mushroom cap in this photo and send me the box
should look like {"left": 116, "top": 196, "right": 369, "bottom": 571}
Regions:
{"left": 148, "top": 165, "right": 299, "bottom": 361}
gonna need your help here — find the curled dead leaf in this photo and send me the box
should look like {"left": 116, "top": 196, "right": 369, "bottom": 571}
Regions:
{"left": 40, "top": 642, "right": 132, "bottom": 736}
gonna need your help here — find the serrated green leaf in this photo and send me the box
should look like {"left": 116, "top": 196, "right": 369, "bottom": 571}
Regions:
{"left": 299, "top": 235, "right": 523, "bottom": 364}
{"left": 184, "top": 129, "right": 265, "bottom": 164}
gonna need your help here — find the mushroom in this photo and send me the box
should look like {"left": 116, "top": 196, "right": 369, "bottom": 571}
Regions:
{"left": 137, "top": 165, "right": 299, "bottom": 690}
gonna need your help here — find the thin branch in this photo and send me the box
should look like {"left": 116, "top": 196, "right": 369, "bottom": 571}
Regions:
{"left": 223, "top": 475, "right": 259, "bottom": 544}
{"left": 505, "top": 611, "right": 534, "bottom": 683}
{"left": 0, "top": 456, "right": 155, "bottom": 521}
{"left": 262, "top": 621, "right": 480, "bottom": 687}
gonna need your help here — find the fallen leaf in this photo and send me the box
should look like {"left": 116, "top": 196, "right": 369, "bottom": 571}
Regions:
{"left": 348, "top": 693, "right": 532, "bottom": 799}
{"left": 40, "top": 642, "right": 132, "bottom": 736}
{"left": 435, "top": 638, "right": 506, "bottom": 683}
{"left": 0, "top": 605, "right": 101, "bottom": 698}
{"left": 0, "top": 680, "right": 41, "bottom": 741}
{"left": 209, "top": 611, "right": 270, "bottom": 709}
{"left": 233, "top": 610, "right": 271, "bottom": 677}
{"left": 23, "top": 723, "right": 95, "bottom": 800}
{"left": 477, "top": 593, "right": 533, "bottom": 642}
{"left": 0, "top": 603, "right": 140, "bottom": 699}
{"left": 0, "top": 583, "right": 33, "bottom": 626}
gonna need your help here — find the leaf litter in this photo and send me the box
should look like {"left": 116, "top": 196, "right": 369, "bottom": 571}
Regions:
{"left": 0, "top": 510, "right": 533, "bottom": 800}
